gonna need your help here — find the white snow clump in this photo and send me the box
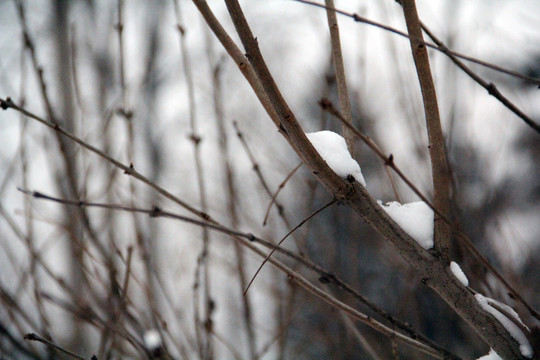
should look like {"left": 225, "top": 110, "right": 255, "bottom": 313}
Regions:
{"left": 377, "top": 201, "right": 434, "bottom": 250}
{"left": 143, "top": 329, "right": 162, "bottom": 350}
{"left": 306, "top": 131, "right": 366, "bottom": 186}
{"left": 475, "top": 294, "right": 533, "bottom": 358}
{"left": 476, "top": 349, "right": 503, "bottom": 360}
{"left": 450, "top": 261, "right": 469, "bottom": 287}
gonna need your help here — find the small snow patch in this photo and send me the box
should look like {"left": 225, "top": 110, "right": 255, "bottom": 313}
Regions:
{"left": 306, "top": 131, "right": 366, "bottom": 186}
{"left": 450, "top": 261, "right": 469, "bottom": 287}
{"left": 476, "top": 349, "right": 503, "bottom": 360}
{"left": 378, "top": 201, "right": 434, "bottom": 250}
{"left": 475, "top": 294, "right": 532, "bottom": 358}
{"left": 143, "top": 329, "right": 162, "bottom": 350}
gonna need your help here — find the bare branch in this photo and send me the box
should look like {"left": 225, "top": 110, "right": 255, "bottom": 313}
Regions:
{"left": 24, "top": 333, "right": 92, "bottom": 360}
{"left": 324, "top": 0, "right": 354, "bottom": 153}
{"left": 244, "top": 198, "right": 336, "bottom": 295}
{"left": 401, "top": 0, "right": 451, "bottom": 259}
{"left": 19, "top": 188, "right": 456, "bottom": 358}
{"left": 193, "top": 2, "right": 532, "bottom": 358}
{"left": 294, "top": 0, "right": 540, "bottom": 135}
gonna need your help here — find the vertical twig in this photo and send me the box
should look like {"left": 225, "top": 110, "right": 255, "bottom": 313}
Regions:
{"left": 174, "top": 1, "right": 213, "bottom": 358}
{"left": 203, "top": 27, "right": 259, "bottom": 359}
{"left": 324, "top": 0, "right": 354, "bottom": 154}
{"left": 400, "top": 0, "right": 451, "bottom": 259}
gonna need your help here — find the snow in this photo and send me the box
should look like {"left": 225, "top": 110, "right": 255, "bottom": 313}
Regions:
{"left": 377, "top": 201, "right": 434, "bottom": 250}
{"left": 475, "top": 294, "right": 533, "bottom": 358}
{"left": 450, "top": 261, "right": 469, "bottom": 287}
{"left": 487, "top": 297, "right": 530, "bottom": 332}
{"left": 477, "top": 349, "right": 503, "bottom": 360}
{"left": 143, "top": 329, "right": 162, "bottom": 350}
{"left": 305, "top": 131, "right": 366, "bottom": 186}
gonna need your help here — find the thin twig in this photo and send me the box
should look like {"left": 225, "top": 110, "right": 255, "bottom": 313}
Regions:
{"left": 401, "top": 0, "right": 451, "bottom": 258}
{"left": 233, "top": 120, "right": 306, "bottom": 252}
{"left": 293, "top": 0, "right": 540, "bottom": 86}
{"left": 294, "top": 0, "right": 540, "bottom": 134}
{"left": 244, "top": 198, "right": 337, "bottom": 295}
{"left": 233, "top": 120, "right": 276, "bottom": 199}
{"left": 24, "top": 333, "right": 92, "bottom": 360}
{"left": 419, "top": 21, "right": 540, "bottom": 135}
{"left": 0, "top": 97, "right": 205, "bottom": 218}
{"left": 17, "top": 189, "right": 459, "bottom": 359}
{"left": 324, "top": 0, "right": 354, "bottom": 153}
{"left": 21, "top": 188, "right": 455, "bottom": 359}
{"left": 173, "top": 1, "right": 213, "bottom": 357}
{"left": 203, "top": 23, "right": 258, "bottom": 358}
{"left": 263, "top": 162, "right": 302, "bottom": 226}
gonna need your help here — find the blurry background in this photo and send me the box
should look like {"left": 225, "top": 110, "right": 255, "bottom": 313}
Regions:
{"left": 0, "top": 0, "right": 539, "bottom": 359}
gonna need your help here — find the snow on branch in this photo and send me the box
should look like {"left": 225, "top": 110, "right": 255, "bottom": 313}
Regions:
{"left": 475, "top": 294, "right": 533, "bottom": 358}
{"left": 377, "top": 201, "right": 434, "bottom": 250}
{"left": 450, "top": 261, "right": 469, "bottom": 287}
{"left": 477, "top": 349, "right": 504, "bottom": 360}
{"left": 306, "top": 131, "right": 366, "bottom": 186}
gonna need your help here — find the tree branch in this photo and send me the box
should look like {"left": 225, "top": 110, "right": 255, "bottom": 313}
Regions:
{"left": 324, "top": 0, "right": 354, "bottom": 153}
{"left": 191, "top": 1, "right": 532, "bottom": 358}
{"left": 401, "top": 0, "right": 451, "bottom": 260}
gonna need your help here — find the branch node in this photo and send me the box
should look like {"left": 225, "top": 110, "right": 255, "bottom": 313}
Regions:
{"left": 318, "top": 97, "right": 332, "bottom": 110}
{"left": 124, "top": 163, "right": 135, "bottom": 175}
{"left": 33, "top": 191, "right": 45, "bottom": 198}
{"left": 0, "top": 97, "right": 12, "bottom": 110}
{"left": 200, "top": 212, "right": 210, "bottom": 221}
{"left": 318, "top": 275, "right": 330, "bottom": 284}
{"left": 150, "top": 206, "right": 162, "bottom": 217}
{"left": 385, "top": 154, "right": 394, "bottom": 166}
{"left": 116, "top": 107, "right": 133, "bottom": 120}
{"left": 486, "top": 82, "right": 497, "bottom": 95}
{"left": 189, "top": 133, "right": 202, "bottom": 145}
{"left": 176, "top": 24, "right": 185, "bottom": 35}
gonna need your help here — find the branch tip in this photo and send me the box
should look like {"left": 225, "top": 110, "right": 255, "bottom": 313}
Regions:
{"left": 1, "top": 97, "right": 13, "bottom": 110}
{"left": 149, "top": 206, "right": 162, "bottom": 217}
{"left": 124, "top": 163, "right": 135, "bottom": 175}
{"left": 23, "top": 333, "right": 38, "bottom": 341}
